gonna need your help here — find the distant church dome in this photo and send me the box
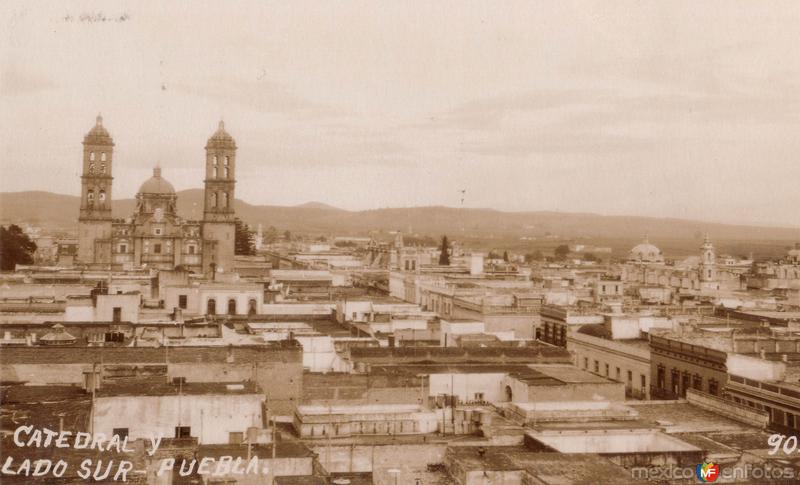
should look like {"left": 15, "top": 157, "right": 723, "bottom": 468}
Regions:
{"left": 138, "top": 167, "right": 175, "bottom": 195}
{"left": 629, "top": 236, "right": 664, "bottom": 263}
{"left": 789, "top": 243, "right": 800, "bottom": 263}
{"left": 206, "top": 120, "right": 236, "bottom": 148}
{"left": 83, "top": 114, "right": 114, "bottom": 146}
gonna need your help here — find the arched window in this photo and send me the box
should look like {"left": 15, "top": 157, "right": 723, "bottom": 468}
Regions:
{"left": 207, "top": 299, "right": 216, "bottom": 315}
{"left": 187, "top": 245, "right": 195, "bottom": 255}
{"left": 101, "top": 152, "right": 107, "bottom": 162}
{"left": 213, "top": 166, "right": 218, "bottom": 178}
{"left": 227, "top": 298, "right": 236, "bottom": 315}
{"left": 98, "top": 190, "right": 106, "bottom": 204}
{"left": 222, "top": 192, "right": 229, "bottom": 208}
{"left": 224, "top": 166, "right": 229, "bottom": 178}
{"left": 87, "top": 190, "right": 94, "bottom": 206}
{"left": 90, "top": 152, "right": 95, "bottom": 161}
{"left": 505, "top": 385, "right": 513, "bottom": 401}
{"left": 224, "top": 156, "right": 229, "bottom": 166}
{"left": 210, "top": 192, "right": 217, "bottom": 208}
{"left": 213, "top": 155, "right": 218, "bottom": 165}
{"left": 248, "top": 299, "right": 257, "bottom": 316}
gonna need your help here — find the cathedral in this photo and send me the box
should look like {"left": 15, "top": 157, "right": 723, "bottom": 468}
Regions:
{"left": 77, "top": 115, "right": 237, "bottom": 275}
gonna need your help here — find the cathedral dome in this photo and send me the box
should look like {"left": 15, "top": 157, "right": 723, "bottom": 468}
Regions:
{"left": 83, "top": 114, "right": 114, "bottom": 146}
{"left": 138, "top": 167, "right": 175, "bottom": 195}
{"left": 205, "top": 120, "right": 236, "bottom": 149}
{"left": 629, "top": 236, "right": 663, "bottom": 263}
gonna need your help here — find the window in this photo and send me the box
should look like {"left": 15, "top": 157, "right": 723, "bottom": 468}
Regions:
{"left": 119, "top": 244, "right": 127, "bottom": 253}
{"left": 188, "top": 245, "right": 195, "bottom": 255}
{"left": 222, "top": 192, "right": 229, "bottom": 208}
{"left": 90, "top": 152, "right": 95, "bottom": 161}
{"left": 212, "top": 192, "right": 218, "bottom": 208}
{"left": 112, "top": 307, "right": 121, "bottom": 323}
{"left": 709, "top": 379, "right": 719, "bottom": 396}
{"left": 100, "top": 163, "right": 106, "bottom": 174}
{"left": 225, "top": 156, "right": 229, "bottom": 166}
{"left": 583, "top": 357, "right": 588, "bottom": 369}
{"left": 627, "top": 370, "right": 633, "bottom": 383}
{"left": 101, "top": 152, "right": 107, "bottom": 162}
{"left": 178, "top": 295, "right": 187, "bottom": 309}
{"left": 616, "top": 367, "right": 620, "bottom": 380}
{"left": 113, "top": 428, "right": 128, "bottom": 440}
{"left": 594, "top": 360, "right": 599, "bottom": 373}
{"left": 227, "top": 298, "right": 236, "bottom": 315}
{"left": 474, "top": 392, "right": 484, "bottom": 402}
{"left": 87, "top": 190, "right": 94, "bottom": 203}
{"left": 154, "top": 244, "right": 162, "bottom": 254}
{"left": 175, "top": 426, "right": 191, "bottom": 438}
{"left": 224, "top": 167, "right": 229, "bottom": 178}
{"left": 154, "top": 227, "right": 162, "bottom": 235}
{"left": 229, "top": 432, "right": 244, "bottom": 444}
{"left": 207, "top": 299, "right": 216, "bottom": 315}
{"left": 99, "top": 190, "right": 106, "bottom": 203}
{"left": 248, "top": 299, "right": 257, "bottom": 316}
{"left": 641, "top": 374, "right": 647, "bottom": 389}
{"left": 89, "top": 163, "right": 95, "bottom": 174}
{"left": 213, "top": 166, "right": 218, "bottom": 178}
{"left": 605, "top": 363, "right": 610, "bottom": 377}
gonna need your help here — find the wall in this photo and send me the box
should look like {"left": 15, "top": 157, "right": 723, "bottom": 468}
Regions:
{"left": 726, "top": 354, "right": 785, "bottom": 381}
{"left": 311, "top": 442, "right": 446, "bottom": 483}
{"left": 96, "top": 293, "right": 140, "bottom": 322}
{"left": 686, "top": 388, "right": 769, "bottom": 428}
{"left": 428, "top": 373, "right": 507, "bottom": 402}
{"left": 568, "top": 332, "right": 650, "bottom": 399}
{"left": 93, "top": 393, "right": 263, "bottom": 444}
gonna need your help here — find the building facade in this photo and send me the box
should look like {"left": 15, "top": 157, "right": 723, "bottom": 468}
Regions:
{"left": 76, "top": 116, "right": 237, "bottom": 275}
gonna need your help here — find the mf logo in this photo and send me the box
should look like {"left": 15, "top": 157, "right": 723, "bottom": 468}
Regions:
{"left": 696, "top": 460, "right": 720, "bottom": 482}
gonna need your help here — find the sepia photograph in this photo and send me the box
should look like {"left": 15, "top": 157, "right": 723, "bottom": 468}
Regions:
{"left": 2, "top": 1, "right": 800, "bottom": 483}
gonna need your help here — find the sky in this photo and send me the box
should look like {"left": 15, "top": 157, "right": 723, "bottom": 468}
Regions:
{"left": 2, "top": 1, "right": 800, "bottom": 227}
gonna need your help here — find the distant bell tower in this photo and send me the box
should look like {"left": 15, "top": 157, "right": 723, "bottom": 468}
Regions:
{"left": 699, "top": 234, "right": 718, "bottom": 288}
{"left": 77, "top": 114, "right": 114, "bottom": 266}
{"left": 201, "top": 120, "right": 237, "bottom": 274}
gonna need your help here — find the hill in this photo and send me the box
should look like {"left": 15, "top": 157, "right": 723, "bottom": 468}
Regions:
{"left": 1, "top": 190, "right": 798, "bottom": 257}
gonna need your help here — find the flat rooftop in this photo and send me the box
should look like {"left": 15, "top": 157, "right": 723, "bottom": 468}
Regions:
{"left": 96, "top": 381, "right": 259, "bottom": 397}
{"left": 446, "top": 447, "right": 639, "bottom": 483}
{"left": 527, "top": 428, "right": 700, "bottom": 454}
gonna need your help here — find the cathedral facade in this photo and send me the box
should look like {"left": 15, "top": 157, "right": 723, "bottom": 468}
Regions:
{"left": 77, "top": 115, "right": 237, "bottom": 274}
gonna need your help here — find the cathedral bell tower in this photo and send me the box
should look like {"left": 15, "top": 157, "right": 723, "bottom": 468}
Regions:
{"left": 201, "top": 120, "right": 237, "bottom": 274}
{"left": 77, "top": 114, "right": 114, "bottom": 266}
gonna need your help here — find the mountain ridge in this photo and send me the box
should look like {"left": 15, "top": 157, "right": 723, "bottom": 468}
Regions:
{"left": 1, "top": 190, "right": 798, "bottom": 245}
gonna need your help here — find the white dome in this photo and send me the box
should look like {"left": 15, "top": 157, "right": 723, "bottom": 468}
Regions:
{"left": 629, "top": 238, "right": 663, "bottom": 263}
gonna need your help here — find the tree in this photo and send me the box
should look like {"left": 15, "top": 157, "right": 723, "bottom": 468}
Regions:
{"left": 554, "top": 244, "right": 570, "bottom": 260}
{"left": 0, "top": 225, "right": 37, "bottom": 271}
{"left": 438, "top": 235, "right": 450, "bottom": 265}
{"left": 583, "top": 252, "right": 598, "bottom": 262}
{"left": 283, "top": 230, "right": 292, "bottom": 241}
{"left": 234, "top": 219, "right": 255, "bottom": 256}
{"left": 264, "top": 226, "right": 279, "bottom": 244}
{"left": 525, "top": 250, "right": 544, "bottom": 263}
{"left": 503, "top": 251, "right": 509, "bottom": 262}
